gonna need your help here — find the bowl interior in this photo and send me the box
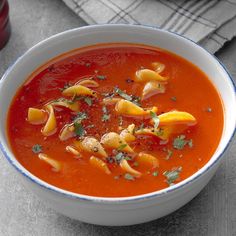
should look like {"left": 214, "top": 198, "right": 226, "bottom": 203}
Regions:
{"left": 0, "top": 25, "right": 235, "bottom": 201}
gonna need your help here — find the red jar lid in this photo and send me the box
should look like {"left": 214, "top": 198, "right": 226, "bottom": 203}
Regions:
{"left": 0, "top": 0, "right": 10, "bottom": 50}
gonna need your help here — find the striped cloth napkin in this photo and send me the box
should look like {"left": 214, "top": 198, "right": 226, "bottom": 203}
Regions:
{"left": 62, "top": 0, "right": 236, "bottom": 54}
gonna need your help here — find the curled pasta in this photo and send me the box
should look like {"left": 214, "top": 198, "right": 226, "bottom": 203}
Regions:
{"left": 142, "top": 81, "right": 166, "bottom": 100}
{"left": 102, "top": 97, "right": 121, "bottom": 106}
{"left": 156, "top": 110, "right": 197, "bottom": 126}
{"left": 135, "top": 69, "right": 168, "bottom": 83}
{"left": 120, "top": 159, "right": 141, "bottom": 177}
{"left": 115, "top": 99, "right": 158, "bottom": 119}
{"left": 41, "top": 105, "right": 57, "bottom": 136}
{"left": 76, "top": 79, "right": 99, "bottom": 88}
{"left": 59, "top": 123, "right": 75, "bottom": 141}
{"left": 62, "top": 84, "right": 97, "bottom": 97}
{"left": 120, "top": 124, "right": 136, "bottom": 142}
{"left": 66, "top": 145, "right": 81, "bottom": 157}
{"left": 136, "top": 152, "right": 159, "bottom": 169}
{"left": 38, "top": 153, "right": 61, "bottom": 172}
{"left": 135, "top": 126, "right": 173, "bottom": 140}
{"left": 151, "top": 62, "right": 165, "bottom": 74}
{"left": 89, "top": 156, "right": 111, "bottom": 175}
{"left": 27, "top": 108, "right": 47, "bottom": 125}
{"left": 76, "top": 137, "right": 108, "bottom": 158}
{"left": 50, "top": 99, "right": 79, "bottom": 112}
{"left": 101, "top": 132, "right": 134, "bottom": 153}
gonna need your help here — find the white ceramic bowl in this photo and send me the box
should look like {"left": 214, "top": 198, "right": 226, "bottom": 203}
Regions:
{"left": 0, "top": 25, "right": 235, "bottom": 226}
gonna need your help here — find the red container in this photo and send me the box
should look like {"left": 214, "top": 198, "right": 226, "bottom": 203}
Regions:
{"left": 0, "top": 0, "right": 10, "bottom": 50}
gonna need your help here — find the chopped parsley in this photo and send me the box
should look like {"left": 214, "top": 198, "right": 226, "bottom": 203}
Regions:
{"left": 163, "top": 167, "right": 182, "bottom": 185}
{"left": 97, "top": 75, "right": 106, "bottom": 80}
{"left": 171, "top": 96, "right": 177, "bottom": 101}
{"left": 173, "top": 135, "right": 193, "bottom": 150}
{"left": 32, "top": 144, "right": 42, "bottom": 154}
{"left": 150, "top": 111, "right": 159, "bottom": 129}
{"left": 114, "top": 86, "right": 141, "bottom": 106}
{"left": 74, "top": 123, "right": 85, "bottom": 137}
{"left": 73, "top": 112, "right": 88, "bottom": 122}
{"left": 164, "top": 149, "right": 173, "bottom": 160}
{"left": 139, "top": 122, "right": 145, "bottom": 131}
{"left": 124, "top": 173, "right": 135, "bottom": 181}
{"left": 117, "top": 144, "right": 127, "bottom": 151}
{"left": 102, "top": 106, "right": 110, "bottom": 122}
{"left": 114, "top": 152, "right": 124, "bottom": 163}
{"left": 188, "top": 139, "right": 193, "bottom": 148}
{"left": 84, "top": 97, "right": 92, "bottom": 106}
{"left": 59, "top": 83, "right": 72, "bottom": 92}
{"left": 152, "top": 171, "right": 159, "bottom": 177}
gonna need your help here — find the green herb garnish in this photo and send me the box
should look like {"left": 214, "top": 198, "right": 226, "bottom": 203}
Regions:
{"left": 124, "top": 173, "right": 135, "bottom": 181}
{"left": 188, "top": 139, "right": 193, "bottom": 148}
{"left": 97, "top": 75, "right": 106, "bottom": 80}
{"left": 102, "top": 106, "right": 110, "bottom": 122}
{"left": 171, "top": 96, "right": 177, "bottom": 101}
{"left": 74, "top": 123, "right": 85, "bottom": 137}
{"left": 84, "top": 97, "right": 92, "bottom": 106}
{"left": 59, "top": 83, "right": 72, "bottom": 92}
{"left": 173, "top": 135, "right": 193, "bottom": 150}
{"left": 163, "top": 167, "right": 182, "bottom": 185}
{"left": 73, "top": 112, "right": 87, "bottom": 122}
{"left": 150, "top": 111, "right": 159, "bottom": 129}
{"left": 139, "top": 122, "right": 145, "bottom": 131}
{"left": 117, "top": 144, "right": 127, "bottom": 151}
{"left": 165, "top": 149, "right": 173, "bottom": 160}
{"left": 152, "top": 171, "right": 159, "bottom": 177}
{"left": 114, "top": 152, "right": 124, "bottom": 163}
{"left": 114, "top": 87, "right": 141, "bottom": 106}
{"left": 32, "top": 144, "right": 42, "bottom": 154}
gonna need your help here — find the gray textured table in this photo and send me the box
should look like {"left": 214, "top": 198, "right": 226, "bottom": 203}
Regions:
{"left": 0, "top": 0, "right": 236, "bottom": 235}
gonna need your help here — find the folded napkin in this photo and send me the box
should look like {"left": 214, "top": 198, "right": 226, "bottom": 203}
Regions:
{"left": 63, "top": 0, "right": 236, "bottom": 53}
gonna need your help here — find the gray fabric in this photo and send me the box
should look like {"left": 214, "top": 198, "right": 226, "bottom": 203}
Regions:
{"left": 62, "top": 0, "right": 236, "bottom": 53}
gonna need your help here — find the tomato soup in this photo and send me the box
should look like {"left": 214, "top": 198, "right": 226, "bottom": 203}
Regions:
{"left": 7, "top": 44, "right": 224, "bottom": 197}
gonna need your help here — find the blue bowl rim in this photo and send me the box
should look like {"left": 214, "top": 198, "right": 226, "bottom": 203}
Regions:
{"left": 0, "top": 24, "right": 235, "bottom": 203}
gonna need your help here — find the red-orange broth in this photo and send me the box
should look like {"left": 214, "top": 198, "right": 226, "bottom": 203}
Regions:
{"left": 7, "top": 44, "right": 224, "bottom": 197}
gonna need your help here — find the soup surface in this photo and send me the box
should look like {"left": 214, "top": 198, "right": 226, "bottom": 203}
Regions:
{"left": 7, "top": 44, "right": 224, "bottom": 197}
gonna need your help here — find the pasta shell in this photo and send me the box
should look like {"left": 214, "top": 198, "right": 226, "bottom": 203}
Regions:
{"left": 38, "top": 153, "right": 61, "bottom": 172}
{"left": 77, "top": 79, "right": 99, "bottom": 88}
{"left": 59, "top": 123, "right": 75, "bottom": 141}
{"left": 142, "top": 81, "right": 166, "bottom": 100}
{"left": 101, "top": 132, "right": 134, "bottom": 153}
{"left": 79, "top": 137, "right": 108, "bottom": 158}
{"left": 135, "top": 126, "right": 173, "bottom": 140}
{"left": 136, "top": 152, "right": 159, "bottom": 169}
{"left": 90, "top": 156, "right": 111, "bottom": 175}
{"left": 151, "top": 62, "right": 165, "bottom": 74}
{"left": 27, "top": 108, "right": 47, "bottom": 125}
{"left": 50, "top": 100, "right": 79, "bottom": 112}
{"left": 102, "top": 97, "right": 121, "bottom": 106}
{"left": 41, "top": 105, "right": 57, "bottom": 136}
{"left": 62, "top": 84, "right": 97, "bottom": 97}
{"left": 135, "top": 69, "right": 168, "bottom": 83}
{"left": 66, "top": 145, "right": 82, "bottom": 158}
{"left": 115, "top": 99, "right": 158, "bottom": 119}
{"left": 120, "top": 159, "right": 141, "bottom": 177}
{"left": 157, "top": 111, "right": 197, "bottom": 126}
{"left": 120, "top": 124, "right": 136, "bottom": 142}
